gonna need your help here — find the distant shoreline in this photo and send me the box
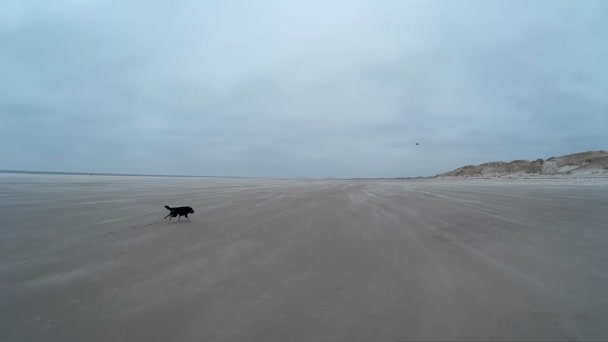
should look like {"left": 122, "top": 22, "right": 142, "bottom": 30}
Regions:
{"left": 3, "top": 169, "right": 607, "bottom": 181}
{"left": 0, "top": 170, "right": 239, "bottom": 179}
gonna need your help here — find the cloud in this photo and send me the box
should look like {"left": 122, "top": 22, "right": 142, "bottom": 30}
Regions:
{"left": 1, "top": 0, "right": 607, "bottom": 177}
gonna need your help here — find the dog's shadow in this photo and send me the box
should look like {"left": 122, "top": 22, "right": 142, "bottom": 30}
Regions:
{"left": 165, "top": 218, "right": 194, "bottom": 225}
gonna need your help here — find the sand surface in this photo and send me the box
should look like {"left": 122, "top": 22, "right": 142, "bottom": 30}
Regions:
{"left": 1, "top": 175, "right": 608, "bottom": 341}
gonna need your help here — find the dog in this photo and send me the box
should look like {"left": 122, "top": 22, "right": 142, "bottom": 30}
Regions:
{"left": 164, "top": 205, "right": 195, "bottom": 221}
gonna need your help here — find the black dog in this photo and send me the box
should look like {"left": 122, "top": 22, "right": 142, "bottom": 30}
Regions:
{"left": 164, "top": 205, "right": 195, "bottom": 221}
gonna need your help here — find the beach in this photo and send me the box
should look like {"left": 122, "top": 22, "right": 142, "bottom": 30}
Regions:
{"left": 1, "top": 174, "right": 607, "bottom": 341}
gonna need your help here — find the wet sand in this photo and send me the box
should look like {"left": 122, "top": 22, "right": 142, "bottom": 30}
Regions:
{"left": 1, "top": 175, "right": 607, "bottom": 341}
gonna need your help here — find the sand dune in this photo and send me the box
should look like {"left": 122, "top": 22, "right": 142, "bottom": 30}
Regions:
{"left": 1, "top": 175, "right": 608, "bottom": 341}
{"left": 438, "top": 150, "right": 608, "bottom": 177}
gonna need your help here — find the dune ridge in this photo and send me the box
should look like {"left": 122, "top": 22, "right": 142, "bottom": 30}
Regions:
{"left": 437, "top": 150, "right": 608, "bottom": 177}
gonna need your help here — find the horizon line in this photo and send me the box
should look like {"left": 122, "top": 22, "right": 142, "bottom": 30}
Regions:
{"left": 0, "top": 169, "right": 430, "bottom": 180}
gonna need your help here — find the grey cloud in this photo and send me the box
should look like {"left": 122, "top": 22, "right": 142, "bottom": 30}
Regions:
{"left": 1, "top": 0, "right": 607, "bottom": 177}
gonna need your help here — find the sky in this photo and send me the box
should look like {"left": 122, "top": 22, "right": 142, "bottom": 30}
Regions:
{"left": 1, "top": 0, "right": 607, "bottom": 178}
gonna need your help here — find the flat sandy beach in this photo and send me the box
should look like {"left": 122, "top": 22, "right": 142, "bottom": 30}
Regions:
{"left": 1, "top": 174, "right": 607, "bottom": 341}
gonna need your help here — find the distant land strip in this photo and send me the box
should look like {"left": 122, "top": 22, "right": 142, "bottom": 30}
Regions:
{"left": 0, "top": 170, "right": 249, "bottom": 179}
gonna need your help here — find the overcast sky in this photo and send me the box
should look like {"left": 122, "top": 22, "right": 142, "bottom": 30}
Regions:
{"left": 1, "top": 0, "right": 607, "bottom": 177}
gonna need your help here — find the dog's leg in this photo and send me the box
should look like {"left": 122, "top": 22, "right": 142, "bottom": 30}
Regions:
{"left": 185, "top": 214, "right": 189, "bottom": 219}
{"left": 178, "top": 215, "right": 181, "bottom": 222}
{"left": 164, "top": 213, "right": 171, "bottom": 219}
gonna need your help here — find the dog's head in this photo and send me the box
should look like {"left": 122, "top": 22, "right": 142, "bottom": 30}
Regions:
{"left": 186, "top": 207, "right": 195, "bottom": 214}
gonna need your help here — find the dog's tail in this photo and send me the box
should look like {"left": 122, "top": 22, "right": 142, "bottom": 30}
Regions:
{"left": 164, "top": 205, "right": 172, "bottom": 210}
